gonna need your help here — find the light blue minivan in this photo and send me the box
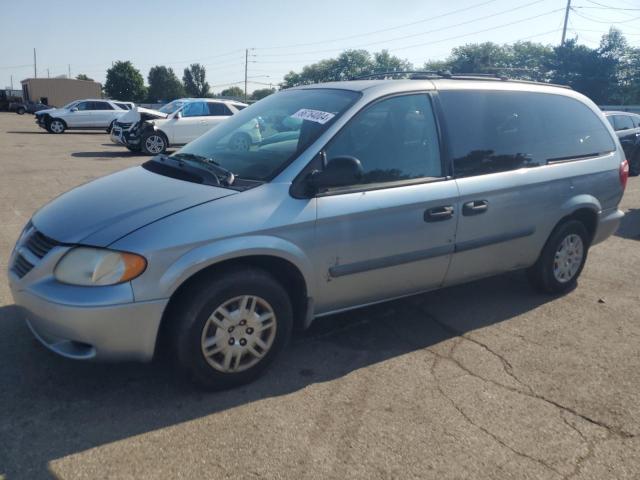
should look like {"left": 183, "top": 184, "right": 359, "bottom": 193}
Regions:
{"left": 9, "top": 75, "right": 627, "bottom": 388}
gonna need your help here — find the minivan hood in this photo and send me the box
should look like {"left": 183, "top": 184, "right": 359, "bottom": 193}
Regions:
{"left": 118, "top": 106, "right": 167, "bottom": 125}
{"left": 32, "top": 166, "right": 235, "bottom": 246}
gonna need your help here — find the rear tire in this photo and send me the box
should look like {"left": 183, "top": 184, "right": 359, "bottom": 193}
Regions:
{"left": 169, "top": 267, "right": 293, "bottom": 390}
{"left": 16, "top": 107, "right": 25, "bottom": 115}
{"left": 47, "top": 118, "right": 66, "bottom": 134}
{"left": 141, "top": 131, "right": 167, "bottom": 155}
{"left": 527, "top": 220, "right": 589, "bottom": 294}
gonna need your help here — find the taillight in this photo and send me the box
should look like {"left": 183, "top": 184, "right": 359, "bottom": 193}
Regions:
{"left": 620, "top": 159, "right": 629, "bottom": 190}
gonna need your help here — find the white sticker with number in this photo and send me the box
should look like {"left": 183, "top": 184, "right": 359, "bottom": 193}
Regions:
{"left": 290, "top": 108, "right": 335, "bottom": 125}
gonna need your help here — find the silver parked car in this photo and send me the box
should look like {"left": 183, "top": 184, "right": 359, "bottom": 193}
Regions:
{"left": 9, "top": 75, "right": 628, "bottom": 389}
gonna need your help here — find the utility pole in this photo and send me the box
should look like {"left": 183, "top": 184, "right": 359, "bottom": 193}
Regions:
{"left": 33, "top": 48, "right": 37, "bottom": 78}
{"left": 47, "top": 68, "right": 50, "bottom": 78}
{"left": 68, "top": 64, "right": 71, "bottom": 79}
{"left": 10, "top": 75, "right": 13, "bottom": 91}
{"left": 244, "top": 48, "right": 248, "bottom": 102}
{"left": 561, "top": 0, "right": 572, "bottom": 46}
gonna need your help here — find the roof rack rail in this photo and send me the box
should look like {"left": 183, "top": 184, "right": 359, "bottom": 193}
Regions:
{"left": 350, "top": 70, "right": 571, "bottom": 89}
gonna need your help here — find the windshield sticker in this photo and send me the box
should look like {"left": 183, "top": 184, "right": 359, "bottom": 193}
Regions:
{"left": 290, "top": 108, "right": 335, "bottom": 125}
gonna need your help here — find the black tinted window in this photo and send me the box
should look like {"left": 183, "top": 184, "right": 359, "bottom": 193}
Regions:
{"left": 439, "top": 91, "right": 615, "bottom": 178}
{"left": 325, "top": 94, "right": 442, "bottom": 185}
{"left": 632, "top": 116, "right": 640, "bottom": 128}
{"left": 233, "top": 104, "right": 247, "bottom": 111}
{"left": 614, "top": 115, "right": 634, "bottom": 131}
{"left": 76, "top": 101, "right": 91, "bottom": 111}
{"left": 208, "top": 103, "right": 233, "bottom": 116}
{"left": 92, "top": 101, "right": 113, "bottom": 110}
{"left": 115, "top": 102, "right": 130, "bottom": 110}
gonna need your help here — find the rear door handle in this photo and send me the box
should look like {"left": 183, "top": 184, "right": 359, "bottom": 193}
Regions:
{"left": 463, "top": 200, "right": 489, "bottom": 216}
{"left": 424, "top": 206, "right": 454, "bottom": 222}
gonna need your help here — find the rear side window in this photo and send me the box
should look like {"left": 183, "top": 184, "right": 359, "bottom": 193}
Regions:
{"left": 208, "top": 103, "right": 233, "bottom": 116}
{"left": 439, "top": 91, "right": 615, "bottom": 178}
{"left": 613, "top": 115, "right": 634, "bottom": 131}
{"left": 115, "top": 102, "right": 130, "bottom": 110}
{"left": 233, "top": 104, "right": 247, "bottom": 111}
{"left": 92, "top": 101, "right": 114, "bottom": 110}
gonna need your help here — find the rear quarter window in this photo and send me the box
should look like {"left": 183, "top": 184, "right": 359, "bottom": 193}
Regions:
{"left": 439, "top": 90, "right": 616, "bottom": 178}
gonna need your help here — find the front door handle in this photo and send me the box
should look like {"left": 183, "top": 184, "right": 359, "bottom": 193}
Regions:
{"left": 424, "top": 206, "right": 454, "bottom": 222}
{"left": 463, "top": 200, "right": 489, "bottom": 216}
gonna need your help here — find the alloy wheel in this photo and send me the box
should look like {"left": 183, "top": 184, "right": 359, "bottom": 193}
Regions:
{"left": 145, "top": 134, "right": 165, "bottom": 154}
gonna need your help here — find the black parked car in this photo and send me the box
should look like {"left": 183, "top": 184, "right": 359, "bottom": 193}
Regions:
{"left": 11, "top": 100, "right": 49, "bottom": 115}
{"left": 605, "top": 111, "right": 640, "bottom": 176}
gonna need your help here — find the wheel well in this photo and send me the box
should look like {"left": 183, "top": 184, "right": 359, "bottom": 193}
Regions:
{"left": 155, "top": 255, "right": 309, "bottom": 357}
{"left": 565, "top": 208, "right": 598, "bottom": 243}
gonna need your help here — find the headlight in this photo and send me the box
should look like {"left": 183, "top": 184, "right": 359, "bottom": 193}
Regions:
{"left": 54, "top": 247, "right": 147, "bottom": 286}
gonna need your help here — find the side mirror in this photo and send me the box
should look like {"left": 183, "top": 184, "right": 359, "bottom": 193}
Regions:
{"left": 174, "top": 111, "right": 182, "bottom": 120}
{"left": 307, "top": 156, "right": 363, "bottom": 193}
{"left": 70, "top": 107, "right": 78, "bottom": 112}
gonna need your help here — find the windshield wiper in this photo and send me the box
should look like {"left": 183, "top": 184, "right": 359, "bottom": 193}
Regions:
{"left": 151, "top": 154, "right": 222, "bottom": 187}
{"left": 172, "top": 152, "right": 236, "bottom": 186}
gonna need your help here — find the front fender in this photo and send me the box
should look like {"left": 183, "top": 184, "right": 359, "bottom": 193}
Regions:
{"left": 158, "top": 235, "right": 316, "bottom": 299}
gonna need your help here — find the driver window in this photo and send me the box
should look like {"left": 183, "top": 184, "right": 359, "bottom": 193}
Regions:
{"left": 182, "top": 102, "right": 208, "bottom": 117}
{"left": 324, "top": 94, "right": 442, "bottom": 186}
{"left": 75, "top": 102, "right": 91, "bottom": 111}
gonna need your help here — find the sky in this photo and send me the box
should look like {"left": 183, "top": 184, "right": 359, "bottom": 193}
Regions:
{"left": 1, "top": 0, "right": 639, "bottom": 93}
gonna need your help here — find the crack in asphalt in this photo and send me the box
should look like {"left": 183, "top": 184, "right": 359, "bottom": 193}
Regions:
{"left": 414, "top": 305, "right": 636, "bottom": 441}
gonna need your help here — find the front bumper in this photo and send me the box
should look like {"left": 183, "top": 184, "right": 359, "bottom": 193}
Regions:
{"left": 10, "top": 283, "right": 168, "bottom": 362}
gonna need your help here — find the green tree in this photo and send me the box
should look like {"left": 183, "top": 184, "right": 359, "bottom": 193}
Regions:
{"left": 250, "top": 88, "right": 276, "bottom": 101}
{"left": 183, "top": 63, "right": 210, "bottom": 97}
{"left": 104, "top": 61, "right": 146, "bottom": 101}
{"left": 220, "top": 86, "right": 245, "bottom": 98}
{"left": 75, "top": 73, "right": 93, "bottom": 81}
{"left": 147, "top": 65, "right": 184, "bottom": 101}
{"left": 282, "top": 49, "right": 412, "bottom": 88}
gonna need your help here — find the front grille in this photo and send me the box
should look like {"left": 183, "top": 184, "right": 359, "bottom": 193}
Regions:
{"left": 10, "top": 227, "right": 61, "bottom": 278}
{"left": 11, "top": 253, "right": 34, "bottom": 278}
{"left": 25, "top": 230, "right": 59, "bottom": 258}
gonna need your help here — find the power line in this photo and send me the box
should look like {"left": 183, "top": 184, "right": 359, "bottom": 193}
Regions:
{"left": 570, "top": 9, "right": 640, "bottom": 24}
{"left": 583, "top": 0, "right": 640, "bottom": 11}
{"left": 255, "top": 0, "right": 502, "bottom": 51}
{"left": 256, "top": 0, "right": 549, "bottom": 58}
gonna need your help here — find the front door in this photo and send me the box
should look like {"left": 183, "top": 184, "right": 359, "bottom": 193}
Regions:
{"left": 67, "top": 100, "right": 92, "bottom": 127}
{"left": 313, "top": 93, "right": 458, "bottom": 314}
{"left": 171, "top": 101, "right": 210, "bottom": 144}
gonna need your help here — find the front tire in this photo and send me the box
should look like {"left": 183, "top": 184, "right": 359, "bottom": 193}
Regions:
{"left": 527, "top": 220, "right": 590, "bottom": 294}
{"left": 141, "top": 131, "right": 167, "bottom": 155}
{"left": 47, "top": 118, "right": 66, "bottom": 134}
{"left": 16, "top": 107, "right": 25, "bottom": 115}
{"left": 170, "top": 267, "right": 293, "bottom": 390}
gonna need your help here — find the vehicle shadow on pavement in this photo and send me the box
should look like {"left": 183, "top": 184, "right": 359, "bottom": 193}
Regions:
{"left": 616, "top": 208, "right": 640, "bottom": 240}
{"left": 71, "top": 151, "right": 141, "bottom": 159}
{"left": 6, "top": 131, "right": 105, "bottom": 135}
{"left": 0, "top": 271, "right": 554, "bottom": 479}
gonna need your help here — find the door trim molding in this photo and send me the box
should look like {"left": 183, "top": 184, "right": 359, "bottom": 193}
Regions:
{"left": 327, "top": 226, "right": 535, "bottom": 278}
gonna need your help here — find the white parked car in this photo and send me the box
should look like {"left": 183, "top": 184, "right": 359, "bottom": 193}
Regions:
{"left": 35, "top": 99, "right": 132, "bottom": 134}
{"left": 111, "top": 98, "right": 259, "bottom": 155}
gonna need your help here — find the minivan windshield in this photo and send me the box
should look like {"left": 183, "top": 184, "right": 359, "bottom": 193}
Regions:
{"left": 174, "top": 89, "right": 361, "bottom": 181}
